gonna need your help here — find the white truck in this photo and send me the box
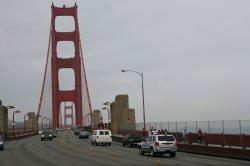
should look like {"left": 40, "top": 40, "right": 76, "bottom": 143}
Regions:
{"left": 91, "top": 130, "right": 112, "bottom": 146}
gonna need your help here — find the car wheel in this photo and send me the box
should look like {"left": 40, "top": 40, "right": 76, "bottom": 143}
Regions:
{"left": 150, "top": 148, "right": 155, "bottom": 157}
{"left": 95, "top": 141, "right": 98, "bottom": 146}
{"left": 129, "top": 143, "right": 132, "bottom": 147}
{"left": 139, "top": 147, "right": 144, "bottom": 155}
{"left": 122, "top": 142, "right": 125, "bottom": 147}
{"left": 41, "top": 138, "right": 43, "bottom": 141}
{"left": 170, "top": 152, "right": 176, "bottom": 158}
{"left": 91, "top": 141, "right": 94, "bottom": 145}
{"left": 108, "top": 143, "right": 111, "bottom": 146}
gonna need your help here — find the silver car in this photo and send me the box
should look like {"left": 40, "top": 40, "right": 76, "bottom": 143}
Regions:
{"left": 0, "top": 135, "right": 4, "bottom": 150}
{"left": 138, "top": 134, "right": 177, "bottom": 157}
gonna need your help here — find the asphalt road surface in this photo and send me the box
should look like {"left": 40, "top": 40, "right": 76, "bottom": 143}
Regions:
{"left": 0, "top": 131, "right": 249, "bottom": 166}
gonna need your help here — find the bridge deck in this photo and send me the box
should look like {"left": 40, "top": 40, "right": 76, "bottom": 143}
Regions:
{"left": 0, "top": 131, "right": 249, "bottom": 166}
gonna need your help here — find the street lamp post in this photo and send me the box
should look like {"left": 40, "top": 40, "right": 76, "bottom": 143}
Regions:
{"left": 121, "top": 69, "right": 146, "bottom": 130}
{"left": 12, "top": 110, "right": 21, "bottom": 132}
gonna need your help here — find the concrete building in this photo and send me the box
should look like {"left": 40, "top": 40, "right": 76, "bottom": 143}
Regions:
{"left": 92, "top": 109, "right": 102, "bottom": 128}
{"left": 24, "top": 112, "right": 38, "bottom": 131}
{"left": 110, "top": 95, "right": 136, "bottom": 131}
{"left": 0, "top": 100, "right": 8, "bottom": 136}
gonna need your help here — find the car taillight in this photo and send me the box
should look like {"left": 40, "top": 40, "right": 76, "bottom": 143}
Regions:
{"left": 155, "top": 142, "right": 159, "bottom": 146}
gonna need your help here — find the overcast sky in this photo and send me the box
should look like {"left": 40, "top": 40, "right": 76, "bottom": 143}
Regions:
{"left": 1, "top": 0, "right": 250, "bottom": 122}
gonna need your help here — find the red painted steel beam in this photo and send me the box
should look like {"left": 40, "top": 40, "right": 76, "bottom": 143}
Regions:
{"left": 55, "top": 32, "right": 76, "bottom": 41}
{"left": 52, "top": 4, "right": 76, "bottom": 16}
{"left": 65, "top": 105, "right": 73, "bottom": 109}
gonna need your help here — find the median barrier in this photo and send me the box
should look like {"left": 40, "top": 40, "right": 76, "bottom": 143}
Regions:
{"left": 5, "top": 130, "right": 37, "bottom": 141}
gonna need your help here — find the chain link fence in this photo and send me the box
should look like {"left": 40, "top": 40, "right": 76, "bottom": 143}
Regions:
{"left": 119, "top": 120, "right": 250, "bottom": 134}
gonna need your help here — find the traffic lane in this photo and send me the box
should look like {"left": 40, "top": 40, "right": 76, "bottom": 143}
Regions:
{"left": 61, "top": 131, "right": 156, "bottom": 166}
{"left": 110, "top": 142, "right": 250, "bottom": 166}
{"left": 0, "top": 133, "right": 108, "bottom": 166}
{"left": 67, "top": 131, "right": 250, "bottom": 166}
{"left": 89, "top": 141, "right": 250, "bottom": 166}
{"left": 0, "top": 135, "right": 69, "bottom": 166}
{"left": 0, "top": 131, "right": 151, "bottom": 166}
{"left": 1, "top": 131, "right": 250, "bottom": 166}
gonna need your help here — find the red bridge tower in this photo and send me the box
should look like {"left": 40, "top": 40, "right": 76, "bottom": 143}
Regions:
{"left": 51, "top": 4, "right": 83, "bottom": 128}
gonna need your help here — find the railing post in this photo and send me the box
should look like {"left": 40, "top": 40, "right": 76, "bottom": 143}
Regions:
{"left": 239, "top": 120, "right": 244, "bottom": 149}
{"left": 222, "top": 120, "right": 225, "bottom": 147}
{"left": 208, "top": 121, "right": 210, "bottom": 133}
{"left": 222, "top": 120, "right": 224, "bottom": 134}
{"left": 168, "top": 122, "right": 170, "bottom": 132}
{"left": 207, "top": 121, "right": 211, "bottom": 146}
{"left": 239, "top": 120, "right": 242, "bottom": 134}
{"left": 161, "top": 122, "right": 163, "bottom": 130}
{"left": 195, "top": 121, "right": 198, "bottom": 132}
{"left": 175, "top": 122, "right": 177, "bottom": 132}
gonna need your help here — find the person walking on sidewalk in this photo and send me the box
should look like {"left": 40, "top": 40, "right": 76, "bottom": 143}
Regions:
{"left": 197, "top": 128, "right": 204, "bottom": 145}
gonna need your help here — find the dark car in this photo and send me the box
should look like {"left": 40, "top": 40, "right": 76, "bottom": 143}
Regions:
{"left": 0, "top": 135, "right": 4, "bottom": 150}
{"left": 78, "top": 131, "right": 89, "bottom": 139}
{"left": 41, "top": 130, "right": 53, "bottom": 141}
{"left": 74, "top": 128, "right": 80, "bottom": 135}
{"left": 51, "top": 130, "right": 57, "bottom": 138}
{"left": 122, "top": 134, "right": 144, "bottom": 147}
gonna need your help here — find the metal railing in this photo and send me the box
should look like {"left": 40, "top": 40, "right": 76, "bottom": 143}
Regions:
{"left": 119, "top": 120, "right": 250, "bottom": 134}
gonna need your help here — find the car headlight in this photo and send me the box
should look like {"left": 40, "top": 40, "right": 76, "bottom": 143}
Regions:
{"left": 41, "top": 134, "right": 45, "bottom": 137}
{"left": 49, "top": 135, "right": 52, "bottom": 137}
{"left": 0, "top": 141, "right": 3, "bottom": 144}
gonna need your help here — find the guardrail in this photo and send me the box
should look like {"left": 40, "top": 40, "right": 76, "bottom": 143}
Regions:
{"left": 120, "top": 120, "right": 250, "bottom": 134}
{"left": 1, "top": 130, "right": 37, "bottom": 141}
{"left": 168, "top": 132, "right": 250, "bottom": 149}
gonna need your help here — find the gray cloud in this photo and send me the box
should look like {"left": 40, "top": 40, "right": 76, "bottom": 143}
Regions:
{"left": 1, "top": 0, "right": 250, "bottom": 122}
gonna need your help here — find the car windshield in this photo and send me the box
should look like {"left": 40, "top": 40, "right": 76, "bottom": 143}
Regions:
{"left": 158, "top": 136, "right": 175, "bottom": 141}
{"left": 43, "top": 131, "right": 51, "bottom": 134}
{"left": 128, "top": 134, "right": 140, "bottom": 138}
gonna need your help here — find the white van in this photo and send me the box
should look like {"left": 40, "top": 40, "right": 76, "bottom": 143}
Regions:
{"left": 91, "top": 130, "right": 112, "bottom": 146}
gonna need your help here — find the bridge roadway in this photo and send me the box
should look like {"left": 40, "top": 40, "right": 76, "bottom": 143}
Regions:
{"left": 0, "top": 131, "right": 249, "bottom": 166}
